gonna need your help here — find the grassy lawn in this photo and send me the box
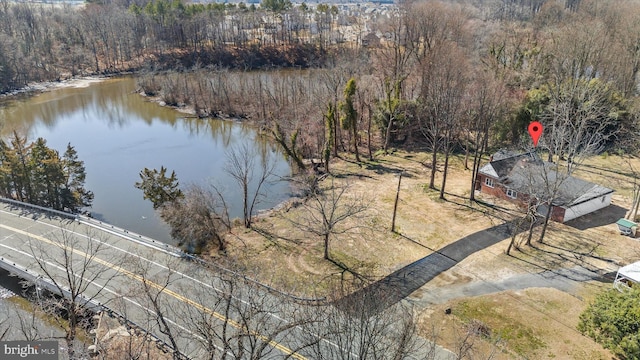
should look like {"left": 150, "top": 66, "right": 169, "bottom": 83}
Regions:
{"left": 204, "top": 150, "right": 640, "bottom": 358}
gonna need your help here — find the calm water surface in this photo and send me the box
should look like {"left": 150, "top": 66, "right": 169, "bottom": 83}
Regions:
{"left": 0, "top": 77, "right": 292, "bottom": 243}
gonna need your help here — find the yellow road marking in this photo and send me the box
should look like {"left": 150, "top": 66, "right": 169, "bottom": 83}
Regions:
{"left": 0, "top": 224, "right": 307, "bottom": 360}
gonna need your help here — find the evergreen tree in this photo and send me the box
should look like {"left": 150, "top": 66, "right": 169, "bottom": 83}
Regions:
{"left": 62, "top": 143, "right": 94, "bottom": 212}
{"left": 0, "top": 136, "right": 92, "bottom": 212}
{"left": 374, "top": 79, "right": 405, "bottom": 155}
{"left": 339, "top": 78, "right": 360, "bottom": 162}
{"left": 578, "top": 287, "right": 640, "bottom": 359}
{"left": 261, "top": 0, "right": 291, "bottom": 12}
{"left": 30, "top": 138, "right": 64, "bottom": 209}
{"left": 134, "top": 166, "right": 184, "bottom": 209}
{"left": 324, "top": 102, "right": 335, "bottom": 173}
{"left": 9, "top": 132, "right": 34, "bottom": 203}
{"left": 0, "top": 140, "right": 15, "bottom": 197}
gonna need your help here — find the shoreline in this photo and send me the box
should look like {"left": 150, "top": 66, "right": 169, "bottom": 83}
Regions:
{"left": 1, "top": 76, "right": 109, "bottom": 100}
{"left": 0, "top": 73, "right": 135, "bottom": 100}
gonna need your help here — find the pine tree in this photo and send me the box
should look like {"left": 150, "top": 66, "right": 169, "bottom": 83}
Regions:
{"left": 324, "top": 102, "right": 335, "bottom": 173}
{"left": 339, "top": 78, "right": 360, "bottom": 162}
{"left": 30, "top": 138, "right": 64, "bottom": 209}
{"left": 0, "top": 140, "right": 15, "bottom": 197}
{"left": 0, "top": 136, "right": 92, "bottom": 212}
{"left": 62, "top": 143, "right": 94, "bottom": 212}
{"left": 134, "top": 166, "right": 183, "bottom": 209}
{"left": 9, "top": 131, "right": 34, "bottom": 203}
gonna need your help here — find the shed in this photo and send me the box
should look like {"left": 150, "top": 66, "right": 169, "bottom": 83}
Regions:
{"left": 616, "top": 218, "right": 638, "bottom": 237}
{"left": 614, "top": 261, "right": 640, "bottom": 291}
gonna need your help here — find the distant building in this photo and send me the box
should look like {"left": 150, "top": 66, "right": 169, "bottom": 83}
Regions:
{"left": 361, "top": 32, "right": 380, "bottom": 47}
{"left": 475, "top": 151, "right": 614, "bottom": 223}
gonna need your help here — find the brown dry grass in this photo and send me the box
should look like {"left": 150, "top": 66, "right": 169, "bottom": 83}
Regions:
{"left": 205, "top": 150, "right": 640, "bottom": 358}
{"left": 419, "top": 287, "right": 612, "bottom": 360}
{"left": 214, "top": 151, "right": 519, "bottom": 295}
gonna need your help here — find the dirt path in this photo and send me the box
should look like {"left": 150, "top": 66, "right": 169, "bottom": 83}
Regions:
{"left": 410, "top": 265, "right": 612, "bottom": 307}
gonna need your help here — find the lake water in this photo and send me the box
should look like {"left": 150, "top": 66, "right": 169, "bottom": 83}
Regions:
{"left": 0, "top": 77, "right": 292, "bottom": 243}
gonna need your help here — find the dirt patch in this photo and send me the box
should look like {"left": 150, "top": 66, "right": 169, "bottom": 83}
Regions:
{"left": 93, "top": 312, "right": 172, "bottom": 360}
{"left": 1, "top": 76, "right": 109, "bottom": 99}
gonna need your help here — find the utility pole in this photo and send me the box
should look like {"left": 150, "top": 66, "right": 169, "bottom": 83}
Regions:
{"left": 391, "top": 170, "right": 403, "bottom": 233}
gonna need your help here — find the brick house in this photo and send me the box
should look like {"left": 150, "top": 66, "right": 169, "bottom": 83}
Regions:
{"left": 475, "top": 151, "right": 614, "bottom": 223}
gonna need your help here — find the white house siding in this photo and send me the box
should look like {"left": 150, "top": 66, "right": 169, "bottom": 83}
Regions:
{"left": 563, "top": 193, "right": 613, "bottom": 222}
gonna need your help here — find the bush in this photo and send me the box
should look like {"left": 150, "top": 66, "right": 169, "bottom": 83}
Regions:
{"left": 578, "top": 287, "right": 640, "bottom": 359}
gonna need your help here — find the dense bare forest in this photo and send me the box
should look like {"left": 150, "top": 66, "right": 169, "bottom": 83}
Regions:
{"left": 1, "top": 0, "right": 639, "bottom": 165}
{"left": 2, "top": 1, "right": 640, "bottom": 358}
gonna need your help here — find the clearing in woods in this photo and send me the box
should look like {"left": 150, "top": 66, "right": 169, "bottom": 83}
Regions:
{"left": 208, "top": 151, "right": 639, "bottom": 358}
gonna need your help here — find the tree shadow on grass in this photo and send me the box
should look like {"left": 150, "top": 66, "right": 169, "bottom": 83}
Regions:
{"left": 395, "top": 233, "right": 438, "bottom": 252}
{"left": 526, "top": 243, "right": 615, "bottom": 275}
{"left": 334, "top": 220, "right": 519, "bottom": 312}
{"left": 439, "top": 195, "right": 519, "bottom": 223}
{"left": 332, "top": 172, "right": 376, "bottom": 181}
{"left": 527, "top": 224, "right": 623, "bottom": 268}
{"left": 327, "top": 257, "right": 371, "bottom": 284}
{"left": 507, "top": 249, "right": 612, "bottom": 285}
{"left": 578, "top": 162, "right": 637, "bottom": 179}
{"left": 251, "top": 226, "right": 302, "bottom": 246}
{"left": 363, "top": 162, "right": 406, "bottom": 176}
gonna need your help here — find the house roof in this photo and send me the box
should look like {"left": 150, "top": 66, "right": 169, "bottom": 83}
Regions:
{"left": 479, "top": 152, "right": 539, "bottom": 179}
{"left": 617, "top": 261, "right": 640, "bottom": 283}
{"left": 478, "top": 151, "right": 614, "bottom": 207}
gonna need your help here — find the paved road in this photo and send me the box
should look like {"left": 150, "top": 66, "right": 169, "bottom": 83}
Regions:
{"left": 0, "top": 202, "right": 456, "bottom": 359}
{"left": 0, "top": 202, "right": 314, "bottom": 359}
{"left": 339, "top": 221, "right": 517, "bottom": 312}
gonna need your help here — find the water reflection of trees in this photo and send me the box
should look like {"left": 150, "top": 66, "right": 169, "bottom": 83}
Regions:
{"left": 1, "top": 77, "right": 287, "bottom": 167}
{"left": 0, "top": 78, "right": 175, "bottom": 135}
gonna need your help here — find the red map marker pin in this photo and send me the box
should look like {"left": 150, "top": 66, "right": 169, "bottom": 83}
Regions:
{"left": 528, "top": 121, "right": 543, "bottom": 147}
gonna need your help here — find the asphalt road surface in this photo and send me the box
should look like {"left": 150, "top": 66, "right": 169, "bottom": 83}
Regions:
{"left": 0, "top": 202, "right": 455, "bottom": 359}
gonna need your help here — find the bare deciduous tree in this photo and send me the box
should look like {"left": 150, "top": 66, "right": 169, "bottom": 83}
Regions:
{"left": 27, "top": 225, "right": 121, "bottom": 359}
{"left": 297, "top": 284, "right": 422, "bottom": 359}
{"left": 542, "top": 78, "right": 619, "bottom": 174}
{"left": 418, "top": 43, "right": 469, "bottom": 197}
{"left": 127, "top": 253, "right": 314, "bottom": 360}
{"left": 176, "top": 270, "right": 312, "bottom": 360}
{"left": 225, "top": 143, "right": 277, "bottom": 229}
{"left": 286, "top": 178, "right": 368, "bottom": 260}
{"left": 128, "top": 257, "right": 189, "bottom": 360}
{"left": 159, "top": 183, "right": 230, "bottom": 253}
{"left": 621, "top": 156, "right": 640, "bottom": 222}
{"left": 467, "top": 75, "right": 509, "bottom": 203}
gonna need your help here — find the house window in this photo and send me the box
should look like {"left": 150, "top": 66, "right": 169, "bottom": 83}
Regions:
{"left": 484, "top": 177, "right": 494, "bottom": 188}
{"left": 506, "top": 189, "right": 517, "bottom": 199}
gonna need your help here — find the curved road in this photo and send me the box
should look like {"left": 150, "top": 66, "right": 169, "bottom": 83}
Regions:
{"left": 0, "top": 202, "right": 314, "bottom": 359}
{"left": 0, "top": 201, "right": 455, "bottom": 359}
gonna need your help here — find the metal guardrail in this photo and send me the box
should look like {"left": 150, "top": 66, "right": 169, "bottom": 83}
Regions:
{"left": 0, "top": 197, "right": 327, "bottom": 305}
{"left": 0, "top": 197, "right": 182, "bottom": 257}
{"left": 0, "top": 196, "right": 77, "bottom": 220}
{"left": 76, "top": 214, "right": 183, "bottom": 257}
{"left": 0, "top": 257, "right": 183, "bottom": 358}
